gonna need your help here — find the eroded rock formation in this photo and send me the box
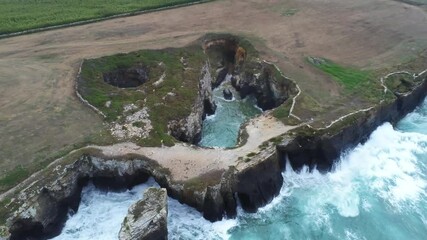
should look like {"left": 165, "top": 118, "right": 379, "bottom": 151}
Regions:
{"left": 5, "top": 145, "right": 285, "bottom": 239}
{"left": 278, "top": 71, "right": 427, "bottom": 172}
{"left": 232, "top": 62, "right": 298, "bottom": 110}
{"left": 119, "top": 188, "right": 167, "bottom": 240}
{"left": 167, "top": 35, "right": 299, "bottom": 145}
{"left": 169, "top": 61, "right": 216, "bottom": 144}
{"left": 4, "top": 34, "right": 427, "bottom": 240}
{"left": 204, "top": 35, "right": 297, "bottom": 111}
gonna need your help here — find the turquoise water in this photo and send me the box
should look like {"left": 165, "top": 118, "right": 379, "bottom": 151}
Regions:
{"left": 198, "top": 79, "right": 261, "bottom": 148}
{"left": 225, "top": 98, "right": 427, "bottom": 240}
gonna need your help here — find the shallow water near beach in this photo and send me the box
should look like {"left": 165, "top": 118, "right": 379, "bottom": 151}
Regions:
{"left": 53, "top": 98, "right": 427, "bottom": 239}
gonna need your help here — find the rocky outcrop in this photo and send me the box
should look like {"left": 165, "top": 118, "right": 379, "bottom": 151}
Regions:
{"left": 232, "top": 61, "right": 297, "bottom": 110}
{"left": 169, "top": 61, "right": 216, "bottom": 143}
{"left": 5, "top": 68, "right": 427, "bottom": 239}
{"left": 119, "top": 188, "right": 167, "bottom": 240}
{"left": 223, "top": 88, "right": 233, "bottom": 100}
{"left": 201, "top": 148, "right": 283, "bottom": 220}
{"left": 203, "top": 35, "right": 297, "bottom": 111}
{"left": 7, "top": 155, "right": 163, "bottom": 240}
{"left": 233, "top": 151, "right": 283, "bottom": 213}
{"left": 278, "top": 72, "right": 427, "bottom": 172}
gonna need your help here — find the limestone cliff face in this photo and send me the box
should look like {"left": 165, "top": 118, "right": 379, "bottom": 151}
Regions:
{"left": 6, "top": 148, "right": 284, "bottom": 239}
{"left": 7, "top": 156, "right": 164, "bottom": 240}
{"left": 200, "top": 148, "right": 283, "bottom": 220}
{"left": 119, "top": 188, "right": 167, "bottom": 240}
{"left": 169, "top": 61, "right": 216, "bottom": 144}
{"left": 232, "top": 61, "right": 297, "bottom": 110}
{"left": 278, "top": 72, "right": 427, "bottom": 172}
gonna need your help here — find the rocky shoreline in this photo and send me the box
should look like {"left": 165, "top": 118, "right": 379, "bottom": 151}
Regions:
{"left": 1, "top": 39, "right": 426, "bottom": 239}
{"left": 280, "top": 71, "right": 427, "bottom": 172}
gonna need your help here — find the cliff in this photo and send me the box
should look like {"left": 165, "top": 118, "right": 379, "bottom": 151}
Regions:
{"left": 232, "top": 61, "right": 298, "bottom": 110}
{"left": 279, "top": 72, "right": 427, "bottom": 171}
{"left": 169, "top": 61, "right": 216, "bottom": 144}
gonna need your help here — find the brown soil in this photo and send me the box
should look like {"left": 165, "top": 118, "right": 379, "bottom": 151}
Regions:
{"left": 0, "top": 0, "right": 427, "bottom": 178}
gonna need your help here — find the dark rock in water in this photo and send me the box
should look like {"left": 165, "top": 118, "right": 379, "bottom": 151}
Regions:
{"left": 103, "top": 65, "right": 149, "bottom": 88}
{"left": 119, "top": 188, "right": 168, "bottom": 240}
{"left": 214, "top": 67, "right": 229, "bottom": 88}
{"left": 202, "top": 185, "right": 225, "bottom": 221}
{"left": 223, "top": 88, "right": 233, "bottom": 100}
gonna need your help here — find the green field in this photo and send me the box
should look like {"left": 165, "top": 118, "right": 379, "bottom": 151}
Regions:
{"left": 308, "top": 57, "right": 372, "bottom": 90}
{"left": 0, "top": 0, "right": 203, "bottom": 35}
{"left": 308, "top": 57, "right": 388, "bottom": 103}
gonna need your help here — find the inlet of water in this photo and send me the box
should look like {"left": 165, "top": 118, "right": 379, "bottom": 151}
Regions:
{"left": 51, "top": 178, "right": 233, "bottom": 240}
{"left": 198, "top": 76, "right": 262, "bottom": 148}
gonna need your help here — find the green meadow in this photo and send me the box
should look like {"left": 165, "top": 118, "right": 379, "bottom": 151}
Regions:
{"left": 0, "top": 0, "right": 202, "bottom": 34}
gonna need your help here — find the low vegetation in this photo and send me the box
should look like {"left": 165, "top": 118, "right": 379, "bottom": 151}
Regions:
{"left": 309, "top": 58, "right": 371, "bottom": 90}
{"left": 308, "top": 57, "right": 384, "bottom": 103}
{"left": 79, "top": 45, "right": 206, "bottom": 146}
{"left": 0, "top": 0, "right": 204, "bottom": 35}
{"left": 79, "top": 34, "right": 301, "bottom": 147}
{"left": 0, "top": 166, "right": 28, "bottom": 193}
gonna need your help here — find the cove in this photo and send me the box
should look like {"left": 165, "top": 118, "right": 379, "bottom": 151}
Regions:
{"left": 198, "top": 76, "right": 262, "bottom": 148}
{"left": 51, "top": 181, "right": 232, "bottom": 240}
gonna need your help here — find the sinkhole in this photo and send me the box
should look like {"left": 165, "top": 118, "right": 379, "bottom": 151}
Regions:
{"left": 103, "top": 64, "right": 149, "bottom": 88}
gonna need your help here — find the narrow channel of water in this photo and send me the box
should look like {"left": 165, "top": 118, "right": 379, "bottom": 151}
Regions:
{"left": 198, "top": 77, "right": 262, "bottom": 148}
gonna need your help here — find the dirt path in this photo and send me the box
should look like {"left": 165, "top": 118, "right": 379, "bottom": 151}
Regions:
{"left": 98, "top": 114, "right": 297, "bottom": 181}
{"left": 1, "top": 0, "right": 427, "bottom": 177}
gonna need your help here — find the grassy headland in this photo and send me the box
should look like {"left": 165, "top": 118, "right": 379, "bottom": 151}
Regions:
{"left": 79, "top": 45, "right": 206, "bottom": 146}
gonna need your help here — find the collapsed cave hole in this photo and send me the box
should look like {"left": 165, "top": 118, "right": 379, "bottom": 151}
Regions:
{"left": 192, "top": 37, "right": 297, "bottom": 148}
{"left": 204, "top": 37, "right": 295, "bottom": 111}
{"left": 204, "top": 37, "right": 246, "bottom": 89}
{"left": 103, "top": 64, "right": 149, "bottom": 88}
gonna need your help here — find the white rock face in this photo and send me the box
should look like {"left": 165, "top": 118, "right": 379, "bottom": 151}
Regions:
{"left": 119, "top": 188, "right": 168, "bottom": 240}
